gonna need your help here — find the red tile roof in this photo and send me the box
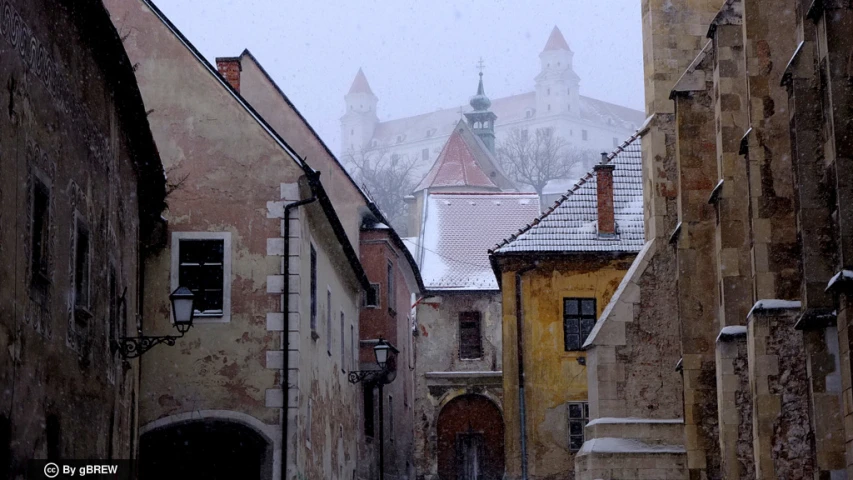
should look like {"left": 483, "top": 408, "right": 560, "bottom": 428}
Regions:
{"left": 543, "top": 26, "right": 571, "bottom": 52}
{"left": 415, "top": 126, "right": 499, "bottom": 191}
{"left": 348, "top": 68, "right": 374, "bottom": 95}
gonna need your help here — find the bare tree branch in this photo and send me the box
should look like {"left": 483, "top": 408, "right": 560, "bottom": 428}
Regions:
{"left": 342, "top": 145, "right": 419, "bottom": 235}
{"left": 496, "top": 127, "right": 596, "bottom": 195}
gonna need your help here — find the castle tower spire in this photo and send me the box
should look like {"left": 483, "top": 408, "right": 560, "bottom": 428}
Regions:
{"left": 464, "top": 63, "right": 498, "bottom": 154}
{"left": 535, "top": 26, "right": 580, "bottom": 118}
{"left": 340, "top": 67, "right": 379, "bottom": 154}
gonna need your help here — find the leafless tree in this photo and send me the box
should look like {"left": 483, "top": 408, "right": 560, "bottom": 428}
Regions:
{"left": 343, "top": 145, "right": 419, "bottom": 234}
{"left": 496, "top": 127, "right": 595, "bottom": 195}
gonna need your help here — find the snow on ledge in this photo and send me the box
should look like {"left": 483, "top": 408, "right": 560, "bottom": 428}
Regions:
{"left": 826, "top": 270, "right": 853, "bottom": 292}
{"left": 578, "top": 437, "right": 685, "bottom": 455}
{"left": 746, "top": 299, "right": 802, "bottom": 319}
{"left": 716, "top": 325, "right": 748, "bottom": 343}
{"left": 586, "top": 417, "right": 683, "bottom": 427}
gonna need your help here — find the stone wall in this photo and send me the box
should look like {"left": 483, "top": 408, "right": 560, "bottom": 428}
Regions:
{"left": 0, "top": 0, "right": 164, "bottom": 475}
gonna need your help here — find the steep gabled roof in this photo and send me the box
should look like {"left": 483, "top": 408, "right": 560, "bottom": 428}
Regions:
{"left": 418, "top": 192, "right": 541, "bottom": 290}
{"left": 490, "top": 133, "right": 644, "bottom": 254}
{"left": 348, "top": 68, "right": 375, "bottom": 95}
{"left": 414, "top": 120, "right": 514, "bottom": 192}
{"left": 543, "top": 26, "right": 572, "bottom": 52}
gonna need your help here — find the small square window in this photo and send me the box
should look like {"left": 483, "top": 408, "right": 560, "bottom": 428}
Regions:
{"left": 363, "top": 283, "right": 380, "bottom": 308}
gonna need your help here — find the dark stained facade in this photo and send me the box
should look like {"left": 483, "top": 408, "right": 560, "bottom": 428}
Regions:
{"left": 0, "top": 0, "right": 165, "bottom": 476}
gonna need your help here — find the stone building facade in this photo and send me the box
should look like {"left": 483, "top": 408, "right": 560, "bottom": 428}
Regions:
{"left": 577, "top": 0, "right": 853, "bottom": 478}
{"left": 105, "top": 2, "right": 377, "bottom": 479}
{"left": 0, "top": 0, "right": 165, "bottom": 477}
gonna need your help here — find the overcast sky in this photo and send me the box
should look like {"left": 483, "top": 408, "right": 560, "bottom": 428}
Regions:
{"left": 156, "top": 0, "right": 644, "bottom": 152}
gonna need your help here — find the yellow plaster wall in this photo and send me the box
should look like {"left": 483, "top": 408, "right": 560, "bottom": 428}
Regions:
{"left": 500, "top": 256, "right": 633, "bottom": 478}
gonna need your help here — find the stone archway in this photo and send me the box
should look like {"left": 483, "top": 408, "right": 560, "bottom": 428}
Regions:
{"left": 436, "top": 394, "right": 505, "bottom": 480}
{"left": 140, "top": 418, "right": 273, "bottom": 480}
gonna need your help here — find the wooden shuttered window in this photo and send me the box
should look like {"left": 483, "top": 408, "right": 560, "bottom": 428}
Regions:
{"left": 459, "top": 311, "right": 483, "bottom": 359}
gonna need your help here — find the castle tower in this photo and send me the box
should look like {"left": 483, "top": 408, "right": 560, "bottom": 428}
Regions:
{"left": 340, "top": 68, "right": 379, "bottom": 155}
{"left": 535, "top": 26, "right": 580, "bottom": 118}
{"left": 463, "top": 72, "right": 498, "bottom": 154}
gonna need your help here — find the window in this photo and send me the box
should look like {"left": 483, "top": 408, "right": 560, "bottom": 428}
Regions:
{"left": 547, "top": 87, "right": 551, "bottom": 95}
{"left": 387, "top": 261, "right": 395, "bottom": 313}
{"left": 31, "top": 177, "right": 50, "bottom": 283}
{"left": 327, "top": 288, "right": 332, "bottom": 355}
{"left": 547, "top": 104, "right": 551, "bottom": 112}
{"left": 568, "top": 402, "right": 589, "bottom": 451}
{"left": 396, "top": 134, "right": 405, "bottom": 144}
{"left": 74, "top": 217, "right": 90, "bottom": 311}
{"left": 459, "top": 312, "right": 483, "bottom": 359}
{"left": 582, "top": 130, "right": 588, "bottom": 141}
{"left": 364, "top": 386, "right": 375, "bottom": 437}
{"left": 564, "top": 298, "right": 596, "bottom": 351}
{"left": 613, "top": 137, "right": 619, "bottom": 147}
{"left": 340, "top": 311, "right": 345, "bottom": 370}
{"left": 389, "top": 395, "right": 394, "bottom": 443}
{"left": 422, "top": 148, "right": 429, "bottom": 161}
{"left": 310, "top": 245, "right": 317, "bottom": 333}
{"left": 172, "top": 232, "right": 232, "bottom": 322}
{"left": 362, "top": 283, "right": 379, "bottom": 308}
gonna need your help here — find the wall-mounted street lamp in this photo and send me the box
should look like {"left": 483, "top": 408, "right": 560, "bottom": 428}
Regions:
{"left": 114, "top": 286, "right": 196, "bottom": 359}
{"left": 348, "top": 337, "right": 399, "bottom": 480}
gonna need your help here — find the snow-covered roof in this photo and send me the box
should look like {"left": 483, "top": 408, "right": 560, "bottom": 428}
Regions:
{"left": 370, "top": 92, "right": 644, "bottom": 148}
{"left": 419, "top": 192, "right": 540, "bottom": 290}
{"left": 491, "top": 133, "right": 644, "bottom": 254}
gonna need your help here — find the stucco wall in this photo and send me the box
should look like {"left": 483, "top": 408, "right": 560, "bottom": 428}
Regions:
{"left": 413, "top": 292, "right": 503, "bottom": 479}
{"left": 499, "top": 256, "right": 633, "bottom": 480}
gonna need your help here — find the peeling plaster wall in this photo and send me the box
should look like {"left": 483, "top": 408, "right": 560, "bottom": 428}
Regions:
{"left": 104, "top": 2, "right": 363, "bottom": 480}
{"left": 498, "top": 256, "right": 633, "bottom": 480}
{"left": 413, "top": 292, "right": 503, "bottom": 480}
{"left": 238, "top": 55, "right": 366, "bottom": 247}
{"left": 0, "top": 0, "right": 154, "bottom": 474}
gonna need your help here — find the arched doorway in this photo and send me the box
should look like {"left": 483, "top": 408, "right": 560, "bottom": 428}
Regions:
{"left": 437, "top": 394, "right": 505, "bottom": 480}
{"left": 140, "top": 419, "right": 272, "bottom": 480}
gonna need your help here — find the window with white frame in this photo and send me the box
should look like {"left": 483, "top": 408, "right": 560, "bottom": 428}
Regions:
{"left": 568, "top": 402, "right": 589, "bottom": 451}
{"left": 171, "top": 232, "right": 232, "bottom": 322}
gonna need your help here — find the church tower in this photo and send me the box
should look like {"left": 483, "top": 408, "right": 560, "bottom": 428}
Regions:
{"left": 340, "top": 68, "right": 379, "bottom": 155}
{"left": 464, "top": 72, "right": 498, "bottom": 154}
{"left": 535, "top": 26, "right": 580, "bottom": 118}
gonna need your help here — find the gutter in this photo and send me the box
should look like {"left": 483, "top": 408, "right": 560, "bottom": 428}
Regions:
{"left": 515, "top": 262, "right": 536, "bottom": 480}
{"left": 281, "top": 194, "right": 316, "bottom": 480}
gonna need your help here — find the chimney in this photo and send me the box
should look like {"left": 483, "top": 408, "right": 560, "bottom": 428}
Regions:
{"left": 594, "top": 154, "right": 616, "bottom": 236}
{"left": 216, "top": 57, "right": 242, "bottom": 93}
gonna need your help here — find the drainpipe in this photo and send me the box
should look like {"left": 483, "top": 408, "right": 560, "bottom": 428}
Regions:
{"left": 515, "top": 263, "right": 536, "bottom": 480}
{"left": 281, "top": 194, "right": 316, "bottom": 480}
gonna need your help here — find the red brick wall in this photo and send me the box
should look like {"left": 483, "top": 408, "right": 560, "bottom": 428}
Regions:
{"left": 215, "top": 57, "right": 241, "bottom": 93}
{"left": 595, "top": 164, "right": 615, "bottom": 235}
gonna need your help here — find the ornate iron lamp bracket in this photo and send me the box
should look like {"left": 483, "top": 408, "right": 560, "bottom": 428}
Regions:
{"left": 347, "top": 369, "right": 385, "bottom": 385}
{"left": 114, "top": 330, "right": 188, "bottom": 359}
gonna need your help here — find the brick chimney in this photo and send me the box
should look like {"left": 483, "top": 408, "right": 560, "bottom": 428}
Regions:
{"left": 594, "top": 154, "right": 616, "bottom": 236}
{"left": 216, "top": 57, "right": 242, "bottom": 93}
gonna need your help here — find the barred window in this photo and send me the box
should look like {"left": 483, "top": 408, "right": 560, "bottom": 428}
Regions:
{"left": 564, "top": 298, "right": 596, "bottom": 351}
{"left": 459, "top": 312, "right": 483, "bottom": 359}
{"left": 568, "top": 402, "right": 589, "bottom": 451}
